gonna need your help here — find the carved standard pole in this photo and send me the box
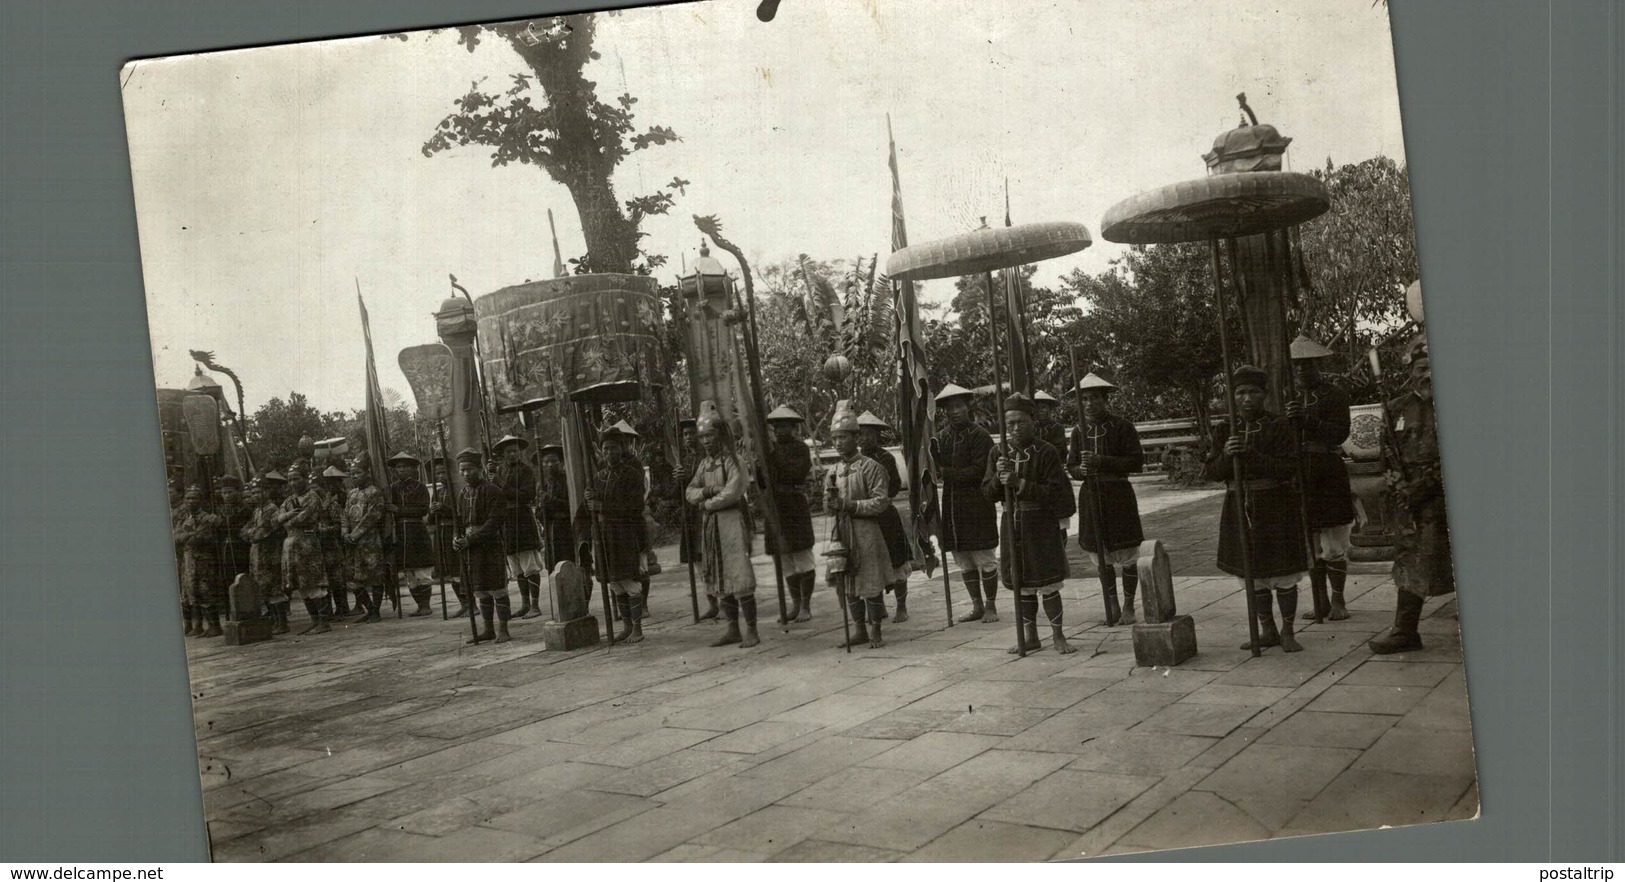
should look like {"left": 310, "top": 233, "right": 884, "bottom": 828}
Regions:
{"left": 435, "top": 297, "right": 485, "bottom": 494}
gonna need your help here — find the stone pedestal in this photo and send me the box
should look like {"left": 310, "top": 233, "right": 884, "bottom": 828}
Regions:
{"left": 224, "top": 618, "right": 274, "bottom": 646}
{"left": 541, "top": 616, "right": 601, "bottom": 652}
{"left": 1132, "top": 615, "right": 1198, "bottom": 667}
{"left": 540, "top": 560, "right": 598, "bottom": 651}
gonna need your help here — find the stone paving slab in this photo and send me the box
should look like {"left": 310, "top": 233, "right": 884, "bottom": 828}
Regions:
{"left": 182, "top": 488, "right": 1477, "bottom": 862}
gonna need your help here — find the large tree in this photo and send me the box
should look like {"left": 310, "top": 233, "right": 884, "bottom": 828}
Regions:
{"left": 244, "top": 393, "right": 349, "bottom": 472}
{"left": 407, "top": 14, "right": 686, "bottom": 275}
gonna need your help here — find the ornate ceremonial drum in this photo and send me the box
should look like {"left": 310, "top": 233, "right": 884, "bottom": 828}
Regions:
{"left": 474, "top": 274, "right": 665, "bottom": 411}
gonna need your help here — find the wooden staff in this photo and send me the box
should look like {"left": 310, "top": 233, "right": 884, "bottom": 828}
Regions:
{"left": 1266, "top": 231, "right": 1322, "bottom": 623}
{"left": 827, "top": 468, "right": 853, "bottom": 654}
{"left": 434, "top": 418, "right": 480, "bottom": 644}
{"left": 1209, "top": 239, "right": 1262, "bottom": 658}
{"left": 983, "top": 270, "right": 1026, "bottom": 658}
{"left": 582, "top": 404, "right": 617, "bottom": 647}
{"left": 524, "top": 411, "right": 559, "bottom": 624}
{"left": 928, "top": 436, "right": 953, "bottom": 628}
{"left": 1069, "top": 345, "right": 1120, "bottom": 625}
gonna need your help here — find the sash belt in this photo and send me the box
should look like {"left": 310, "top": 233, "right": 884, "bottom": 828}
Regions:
{"left": 1229, "top": 479, "right": 1282, "bottom": 491}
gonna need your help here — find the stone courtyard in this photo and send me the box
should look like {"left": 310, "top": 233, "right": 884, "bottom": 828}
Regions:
{"left": 187, "top": 478, "right": 1476, "bottom": 862}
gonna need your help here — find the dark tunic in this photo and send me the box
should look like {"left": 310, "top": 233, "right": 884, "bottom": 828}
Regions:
{"left": 216, "top": 502, "right": 253, "bottom": 584}
{"left": 1387, "top": 392, "right": 1455, "bottom": 598}
{"left": 1293, "top": 381, "right": 1357, "bottom": 528}
{"left": 862, "top": 442, "right": 911, "bottom": 570}
{"left": 494, "top": 460, "right": 541, "bottom": 554}
{"left": 933, "top": 422, "right": 999, "bottom": 551}
{"left": 535, "top": 469, "right": 576, "bottom": 568}
{"left": 1036, "top": 418, "right": 1067, "bottom": 458}
{"left": 982, "top": 439, "right": 1076, "bottom": 589}
{"left": 457, "top": 480, "right": 508, "bottom": 593}
{"left": 762, "top": 439, "right": 815, "bottom": 555}
{"left": 593, "top": 460, "right": 647, "bottom": 582}
{"left": 242, "top": 499, "right": 285, "bottom": 595}
{"left": 1204, "top": 412, "right": 1311, "bottom": 579}
{"left": 389, "top": 479, "right": 436, "bottom": 569}
{"left": 424, "top": 482, "right": 460, "bottom": 580}
{"left": 1066, "top": 414, "right": 1146, "bottom": 553}
{"left": 317, "top": 490, "right": 345, "bottom": 587}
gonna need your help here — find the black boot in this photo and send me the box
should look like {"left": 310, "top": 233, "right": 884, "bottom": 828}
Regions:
{"left": 1303, "top": 561, "right": 1331, "bottom": 621}
{"left": 182, "top": 603, "right": 198, "bottom": 637}
{"left": 1099, "top": 565, "right": 1123, "bottom": 626}
{"left": 409, "top": 586, "right": 433, "bottom": 617}
{"left": 711, "top": 597, "right": 742, "bottom": 646}
{"left": 893, "top": 584, "right": 910, "bottom": 624}
{"left": 739, "top": 596, "right": 760, "bottom": 648}
{"left": 271, "top": 601, "right": 290, "bottom": 634}
{"left": 613, "top": 594, "right": 636, "bottom": 643}
{"left": 865, "top": 598, "right": 885, "bottom": 648}
{"left": 700, "top": 593, "right": 720, "bottom": 622}
{"left": 368, "top": 587, "right": 385, "bottom": 623}
{"left": 493, "top": 594, "right": 512, "bottom": 643}
{"left": 1043, "top": 592, "right": 1075, "bottom": 654}
{"left": 1326, "top": 560, "right": 1350, "bottom": 620}
{"left": 956, "top": 572, "right": 985, "bottom": 623}
{"left": 1275, "top": 587, "right": 1303, "bottom": 652}
{"left": 526, "top": 576, "right": 546, "bottom": 619}
{"left": 466, "top": 597, "right": 496, "bottom": 644}
{"left": 348, "top": 586, "right": 372, "bottom": 623}
{"left": 514, "top": 578, "right": 534, "bottom": 619}
{"left": 330, "top": 586, "right": 351, "bottom": 617}
{"left": 296, "top": 599, "right": 322, "bottom": 635}
{"left": 1369, "top": 590, "right": 1424, "bottom": 654}
{"left": 1120, "top": 570, "right": 1140, "bottom": 625}
{"left": 1240, "top": 590, "right": 1280, "bottom": 650}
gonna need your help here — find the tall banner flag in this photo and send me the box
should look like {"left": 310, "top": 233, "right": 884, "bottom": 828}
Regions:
{"left": 886, "top": 115, "right": 940, "bottom": 571}
{"left": 1003, "top": 181, "right": 1035, "bottom": 397}
{"left": 356, "top": 285, "right": 395, "bottom": 537}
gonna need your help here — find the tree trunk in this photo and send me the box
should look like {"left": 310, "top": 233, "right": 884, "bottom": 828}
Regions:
{"left": 563, "top": 174, "right": 638, "bottom": 275}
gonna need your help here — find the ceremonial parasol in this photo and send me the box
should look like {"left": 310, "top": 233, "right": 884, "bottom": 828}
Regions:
{"left": 1100, "top": 155, "right": 1329, "bottom": 657}
{"left": 888, "top": 220, "right": 1092, "bottom": 657}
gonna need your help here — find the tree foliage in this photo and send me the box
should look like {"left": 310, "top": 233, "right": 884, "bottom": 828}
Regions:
{"left": 244, "top": 393, "right": 348, "bottom": 472}
{"left": 407, "top": 14, "right": 684, "bottom": 275}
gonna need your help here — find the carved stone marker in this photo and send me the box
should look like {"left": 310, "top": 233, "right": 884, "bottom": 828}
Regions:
{"left": 1130, "top": 539, "right": 1197, "bottom": 666}
{"left": 540, "top": 560, "right": 600, "bottom": 651}
{"left": 223, "top": 573, "right": 272, "bottom": 646}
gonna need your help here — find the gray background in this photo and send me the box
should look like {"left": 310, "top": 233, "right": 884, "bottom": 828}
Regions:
{"left": 1, "top": 0, "right": 1618, "bottom": 862}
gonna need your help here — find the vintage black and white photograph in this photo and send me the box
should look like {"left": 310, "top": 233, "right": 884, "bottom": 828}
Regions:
{"left": 123, "top": 0, "right": 1475, "bottom": 862}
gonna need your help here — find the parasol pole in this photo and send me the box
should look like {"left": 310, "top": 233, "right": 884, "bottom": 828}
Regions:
{"left": 1267, "top": 231, "right": 1322, "bottom": 623}
{"left": 983, "top": 268, "right": 1026, "bottom": 658}
{"left": 929, "top": 435, "right": 953, "bottom": 628}
{"left": 1210, "top": 239, "right": 1262, "bottom": 658}
{"left": 434, "top": 418, "right": 481, "bottom": 644}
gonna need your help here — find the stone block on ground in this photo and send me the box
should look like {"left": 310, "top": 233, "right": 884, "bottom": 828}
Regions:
{"left": 1132, "top": 615, "right": 1197, "bottom": 667}
{"left": 540, "top": 615, "right": 601, "bottom": 652}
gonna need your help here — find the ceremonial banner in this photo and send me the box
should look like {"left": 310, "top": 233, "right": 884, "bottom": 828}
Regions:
{"left": 1003, "top": 187, "right": 1036, "bottom": 398}
{"left": 357, "top": 290, "right": 394, "bottom": 535}
{"left": 887, "top": 117, "right": 940, "bottom": 564}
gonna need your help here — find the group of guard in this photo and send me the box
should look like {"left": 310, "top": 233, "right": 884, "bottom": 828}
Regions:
{"left": 170, "top": 333, "right": 1450, "bottom": 659}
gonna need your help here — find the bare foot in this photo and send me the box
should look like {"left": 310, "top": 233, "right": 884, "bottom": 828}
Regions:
{"left": 795, "top": 608, "right": 812, "bottom": 623}
{"left": 837, "top": 631, "right": 869, "bottom": 649}
{"left": 982, "top": 609, "right": 1000, "bottom": 623}
{"left": 1052, "top": 633, "right": 1077, "bottom": 654}
{"left": 1327, "top": 603, "right": 1349, "bottom": 621}
{"left": 1279, "top": 632, "right": 1303, "bottom": 652}
{"left": 740, "top": 632, "right": 760, "bottom": 648}
{"left": 1240, "top": 633, "right": 1281, "bottom": 651}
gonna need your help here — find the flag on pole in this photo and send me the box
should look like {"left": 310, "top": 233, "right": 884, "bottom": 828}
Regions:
{"left": 560, "top": 402, "right": 594, "bottom": 561}
{"left": 1002, "top": 180, "right": 1035, "bottom": 397}
{"left": 356, "top": 285, "right": 395, "bottom": 536}
{"left": 886, "top": 115, "right": 940, "bottom": 572}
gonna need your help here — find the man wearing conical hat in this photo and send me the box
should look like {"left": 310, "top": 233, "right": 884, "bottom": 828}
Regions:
{"left": 858, "top": 411, "right": 914, "bottom": 623}
{"left": 386, "top": 453, "right": 436, "bottom": 617}
{"left": 1066, "top": 372, "right": 1147, "bottom": 625}
{"left": 174, "top": 484, "right": 226, "bottom": 638}
{"left": 492, "top": 434, "right": 545, "bottom": 621}
{"left": 588, "top": 421, "right": 653, "bottom": 644}
{"left": 825, "top": 403, "right": 905, "bottom": 649}
{"left": 1033, "top": 391, "right": 1068, "bottom": 460}
{"left": 452, "top": 448, "right": 513, "bottom": 644}
{"left": 763, "top": 405, "right": 818, "bottom": 623}
{"left": 243, "top": 471, "right": 289, "bottom": 633}
{"left": 1286, "top": 335, "right": 1357, "bottom": 622}
{"left": 684, "top": 404, "right": 760, "bottom": 647}
{"left": 984, "top": 393, "right": 1079, "bottom": 654}
{"left": 1370, "top": 332, "right": 1455, "bottom": 654}
{"left": 1204, "top": 365, "right": 1312, "bottom": 653}
{"left": 931, "top": 383, "right": 1002, "bottom": 623}
{"left": 275, "top": 467, "right": 332, "bottom": 635}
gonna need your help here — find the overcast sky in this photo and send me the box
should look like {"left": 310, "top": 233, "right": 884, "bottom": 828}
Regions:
{"left": 124, "top": 0, "right": 1408, "bottom": 415}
